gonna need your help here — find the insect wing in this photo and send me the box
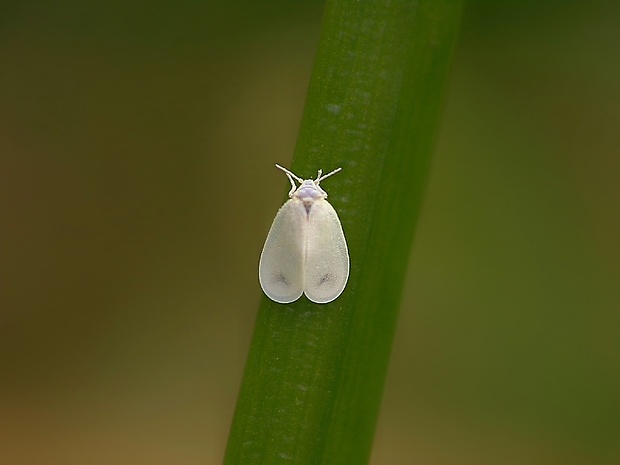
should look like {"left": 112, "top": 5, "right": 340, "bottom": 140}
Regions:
{"left": 259, "top": 199, "right": 306, "bottom": 303}
{"left": 303, "top": 199, "right": 349, "bottom": 303}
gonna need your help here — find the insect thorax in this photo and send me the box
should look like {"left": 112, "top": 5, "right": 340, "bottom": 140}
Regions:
{"left": 295, "top": 182, "right": 326, "bottom": 200}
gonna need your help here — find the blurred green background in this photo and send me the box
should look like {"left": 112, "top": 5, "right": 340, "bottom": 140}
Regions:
{"left": 1, "top": 1, "right": 618, "bottom": 464}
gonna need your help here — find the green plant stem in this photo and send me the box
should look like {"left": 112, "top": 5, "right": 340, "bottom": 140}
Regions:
{"left": 224, "top": 1, "right": 462, "bottom": 464}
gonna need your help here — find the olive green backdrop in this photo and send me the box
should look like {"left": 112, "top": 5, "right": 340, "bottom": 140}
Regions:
{"left": 1, "top": 1, "right": 618, "bottom": 464}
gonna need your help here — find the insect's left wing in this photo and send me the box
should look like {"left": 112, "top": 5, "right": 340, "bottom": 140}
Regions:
{"left": 259, "top": 199, "right": 306, "bottom": 303}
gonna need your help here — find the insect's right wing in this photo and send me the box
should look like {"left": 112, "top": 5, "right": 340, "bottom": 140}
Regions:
{"left": 259, "top": 199, "right": 306, "bottom": 303}
{"left": 303, "top": 199, "right": 349, "bottom": 304}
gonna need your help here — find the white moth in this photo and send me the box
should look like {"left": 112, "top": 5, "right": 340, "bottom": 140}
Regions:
{"left": 259, "top": 164, "right": 350, "bottom": 304}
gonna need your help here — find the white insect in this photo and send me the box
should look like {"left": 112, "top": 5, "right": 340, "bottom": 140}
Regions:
{"left": 259, "top": 164, "right": 350, "bottom": 304}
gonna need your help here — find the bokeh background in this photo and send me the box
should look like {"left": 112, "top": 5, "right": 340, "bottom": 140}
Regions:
{"left": 1, "top": 1, "right": 619, "bottom": 463}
